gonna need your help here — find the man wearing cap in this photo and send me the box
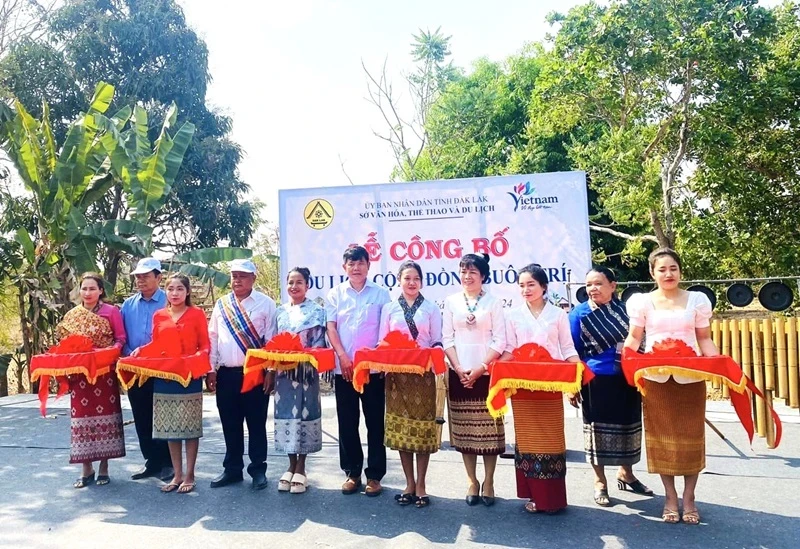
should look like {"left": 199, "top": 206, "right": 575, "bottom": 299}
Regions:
{"left": 207, "top": 259, "right": 277, "bottom": 490}
{"left": 121, "top": 257, "right": 173, "bottom": 480}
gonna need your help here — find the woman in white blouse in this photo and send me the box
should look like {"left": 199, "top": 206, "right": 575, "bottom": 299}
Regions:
{"left": 502, "top": 264, "right": 579, "bottom": 514}
{"left": 442, "top": 253, "right": 506, "bottom": 507}
{"left": 379, "top": 261, "right": 443, "bottom": 508}
{"left": 624, "top": 248, "right": 717, "bottom": 525}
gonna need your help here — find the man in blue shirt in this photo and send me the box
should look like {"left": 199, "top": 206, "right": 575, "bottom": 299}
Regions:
{"left": 120, "top": 258, "right": 172, "bottom": 480}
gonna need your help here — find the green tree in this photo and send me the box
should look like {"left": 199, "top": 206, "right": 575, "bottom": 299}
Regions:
{"left": 0, "top": 0, "right": 257, "bottom": 286}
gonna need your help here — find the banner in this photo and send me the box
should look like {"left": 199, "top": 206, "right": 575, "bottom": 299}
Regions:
{"left": 278, "top": 172, "right": 591, "bottom": 308}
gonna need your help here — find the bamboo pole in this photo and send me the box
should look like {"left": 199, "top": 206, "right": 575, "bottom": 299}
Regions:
{"left": 711, "top": 321, "right": 722, "bottom": 389}
{"left": 721, "top": 319, "right": 731, "bottom": 399}
{"left": 741, "top": 320, "right": 752, "bottom": 379}
{"left": 750, "top": 319, "right": 766, "bottom": 437}
{"left": 775, "top": 317, "right": 788, "bottom": 400}
{"left": 765, "top": 389, "right": 776, "bottom": 449}
{"left": 789, "top": 317, "right": 799, "bottom": 408}
{"left": 435, "top": 374, "right": 447, "bottom": 447}
{"left": 763, "top": 319, "right": 775, "bottom": 391}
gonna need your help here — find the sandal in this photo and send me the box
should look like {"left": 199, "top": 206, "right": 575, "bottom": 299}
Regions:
{"left": 290, "top": 473, "right": 307, "bottom": 494}
{"left": 394, "top": 493, "right": 416, "bottom": 506}
{"left": 278, "top": 472, "right": 293, "bottom": 493}
{"left": 524, "top": 501, "right": 538, "bottom": 514}
{"left": 161, "top": 482, "right": 181, "bottom": 493}
{"left": 177, "top": 482, "right": 196, "bottom": 494}
{"left": 415, "top": 496, "right": 430, "bottom": 508}
{"left": 96, "top": 475, "right": 110, "bottom": 486}
{"left": 662, "top": 508, "right": 680, "bottom": 524}
{"left": 593, "top": 487, "right": 611, "bottom": 507}
{"left": 617, "top": 478, "right": 654, "bottom": 496}
{"left": 682, "top": 508, "right": 700, "bottom": 525}
{"left": 74, "top": 472, "right": 95, "bottom": 489}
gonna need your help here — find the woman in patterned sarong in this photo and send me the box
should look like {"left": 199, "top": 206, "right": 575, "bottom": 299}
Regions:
{"left": 148, "top": 274, "right": 210, "bottom": 494}
{"left": 443, "top": 253, "right": 506, "bottom": 507}
{"left": 274, "top": 267, "right": 326, "bottom": 494}
{"left": 502, "top": 264, "right": 578, "bottom": 514}
{"left": 379, "top": 261, "right": 443, "bottom": 508}
{"left": 57, "top": 273, "right": 126, "bottom": 488}
{"left": 568, "top": 266, "right": 652, "bottom": 507}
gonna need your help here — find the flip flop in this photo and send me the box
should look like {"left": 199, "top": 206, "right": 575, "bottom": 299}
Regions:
{"left": 290, "top": 473, "right": 307, "bottom": 494}
{"left": 177, "top": 482, "right": 196, "bottom": 494}
{"left": 96, "top": 475, "right": 110, "bottom": 486}
{"left": 74, "top": 472, "right": 95, "bottom": 489}
{"left": 594, "top": 488, "right": 611, "bottom": 506}
{"left": 524, "top": 501, "right": 538, "bottom": 514}
{"left": 278, "top": 472, "right": 293, "bottom": 493}
{"left": 161, "top": 482, "right": 182, "bottom": 493}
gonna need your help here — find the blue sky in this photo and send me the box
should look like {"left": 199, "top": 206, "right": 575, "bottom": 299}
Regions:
{"left": 177, "top": 0, "right": 591, "bottom": 227}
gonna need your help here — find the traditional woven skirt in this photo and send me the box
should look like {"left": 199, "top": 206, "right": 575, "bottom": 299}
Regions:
{"left": 274, "top": 364, "right": 322, "bottom": 454}
{"left": 581, "top": 374, "right": 642, "bottom": 466}
{"left": 385, "top": 371, "right": 438, "bottom": 454}
{"left": 642, "top": 377, "right": 705, "bottom": 476}
{"left": 512, "top": 390, "right": 567, "bottom": 511}
{"left": 153, "top": 378, "right": 203, "bottom": 441}
{"left": 69, "top": 372, "right": 125, "bottom": 463}
{"left": 447, "top": 370, "right": 504, "bottom": 455}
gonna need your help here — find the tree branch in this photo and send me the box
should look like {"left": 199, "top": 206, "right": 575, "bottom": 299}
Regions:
{"left": 589, "top": 223, "right": 659, "bottom": 243}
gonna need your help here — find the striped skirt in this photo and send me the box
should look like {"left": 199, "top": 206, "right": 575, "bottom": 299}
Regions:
{"left": 447, "top": 370, "right": 504, "bottom": 455}
{"left": 385, "top": 372, "right": 438, "bottom": 454}
{"left": 153, "top": 378, "right": 204, "bottom": 441}
{"left": 581, "top": 374, "right": 642, "bottom": 466}
{"left": 642, "top": 377, "right": 706, "bottom": 476}
{"left": 512, "top": 390, "right": 567, "bottom": 512}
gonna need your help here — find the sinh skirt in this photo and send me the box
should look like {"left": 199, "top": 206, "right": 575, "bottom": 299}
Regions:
{"left": 153, "top": 378, "right": 203, "bottom": 441}
{"left": 642, "top": 377, "right": 706, "bottom": 476}
{"left": 69, "top": 372, "right": 126, "bottom": 463}
{"left": 512, "top": 390, "right": 567, "bottom": 512}
{"left": 447, "top": 370, "right": 504, "bottom": 455}
{"left": 581, "top": 374, "right": 643, "bottom": 466}
{"left": 385, "top": 371, "right": 438, "bottom": 454}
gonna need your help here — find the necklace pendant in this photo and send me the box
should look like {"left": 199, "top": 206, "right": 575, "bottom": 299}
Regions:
{"left": 466, "top": 313, "right": 476, "bottom": 326}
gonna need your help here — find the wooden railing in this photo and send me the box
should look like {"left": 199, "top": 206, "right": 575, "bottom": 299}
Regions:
{"left": 711, "top": 317, "right": 798, "bottom": 447}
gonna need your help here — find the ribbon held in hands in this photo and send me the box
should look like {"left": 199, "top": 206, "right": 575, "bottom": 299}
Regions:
{"left": 351, "top": 331, "right": 446, "bottom": 393}
{"left": 242, "top": 332, "right": 335, "bottom": 393}
{"left": 30, "top": 335, "right": 120, "bottom": 416}
{"left": 486, "top": 343, "right": 594, "bottom": 419}
{"left": 621, "top": 339, "right": 782, "bottom": 448}
{"left": 117, "top": 327, "right": 210, "bottom": 390}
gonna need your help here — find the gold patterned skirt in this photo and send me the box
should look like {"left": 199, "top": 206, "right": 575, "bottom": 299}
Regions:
{"left": 642, "top": 377, "right": 705, "bottom": 476}
{"left": 447, "top": 370, "right": 505, "bottom": 455}
{"left": 385, "top": 371, "right": 438, "bottom": 453}
{"left": 153, "top": 378, "right": 203, "bottom": 441}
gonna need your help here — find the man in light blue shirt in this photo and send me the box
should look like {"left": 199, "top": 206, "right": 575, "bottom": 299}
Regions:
{"left": 326, "top": 246, "right": 390, "bottom": 497}
{"left": 120, "top": 258, "right": 171, "bottom": 480}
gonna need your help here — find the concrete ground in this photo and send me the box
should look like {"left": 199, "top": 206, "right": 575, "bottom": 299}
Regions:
{"left": 0, "top": 392, "right": 798, "bottom": 549}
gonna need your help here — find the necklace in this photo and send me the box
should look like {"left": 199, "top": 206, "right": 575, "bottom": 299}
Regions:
{"left": 464, "top": 290, "right": 484, "bottom": 326}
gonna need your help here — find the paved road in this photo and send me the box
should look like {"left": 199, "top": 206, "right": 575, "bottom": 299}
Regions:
{"left": 0, "top": 393, "right": 797, "bottom": 549}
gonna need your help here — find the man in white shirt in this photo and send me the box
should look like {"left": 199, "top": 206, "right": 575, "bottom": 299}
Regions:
{"left": 207, "top": 259, "right": 277, "bottom": 490}
{"left": 326, "top": 246, "right": 391, "bottom": 497}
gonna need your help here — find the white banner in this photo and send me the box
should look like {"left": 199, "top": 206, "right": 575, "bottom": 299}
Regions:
{"left": 278, "top": 172, "right": 591, "bottom": 309}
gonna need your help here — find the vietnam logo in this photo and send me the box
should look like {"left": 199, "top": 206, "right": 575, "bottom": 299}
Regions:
{"left": 508, "top": 181, "right": 558, "bottom": 212}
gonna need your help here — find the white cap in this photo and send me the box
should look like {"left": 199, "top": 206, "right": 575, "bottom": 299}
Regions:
{"left": 229, "top": 259, "right": 257, "bottom": 274}
{"left": 131, "top": 257, "right": 162, "bottom": 275}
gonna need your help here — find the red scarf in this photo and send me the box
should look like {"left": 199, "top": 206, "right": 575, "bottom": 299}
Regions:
{"left": 241, "top": 332, "right": 335, "bottom": 393}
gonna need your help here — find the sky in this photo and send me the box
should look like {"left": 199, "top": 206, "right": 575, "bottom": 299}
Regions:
{"left": 176, "top": 0, "right": 591, "bottom": 229}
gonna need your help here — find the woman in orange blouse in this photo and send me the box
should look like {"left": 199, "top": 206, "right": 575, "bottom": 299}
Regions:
{"left": 149, "top": 274, "right": 211, "bottom": 493}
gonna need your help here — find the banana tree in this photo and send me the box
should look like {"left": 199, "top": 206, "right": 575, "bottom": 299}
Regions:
{"left": 0, "top": 81, "right": 195, "bottom": 380}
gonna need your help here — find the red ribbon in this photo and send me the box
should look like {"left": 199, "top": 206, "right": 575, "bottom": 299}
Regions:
{"left": 622, "top": 339, "right": 782, "bottom": 448}
{"left": 352, "top": 331, "right": 446, "bottom": 393}
{"left": 242, "top": 332, "right": 335, "bottom": 393}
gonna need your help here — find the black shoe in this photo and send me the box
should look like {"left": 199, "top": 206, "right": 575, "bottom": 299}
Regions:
{"left": 482, "top": 495, "right": 496, "bottom": 507}
{"left": 159, "top": 467, "right": 175, "bottom": 482}
{"left": 130, "top": 466, "right": 160, "bottom": 480}
{"left": 210, "top": 471, "right": 244, "bottom": 488}
{"left": 252, "top": 472, "right": 268, "bottom": 491}
{"left": 465, "top": 495, "right": 480, "bottom": 506}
